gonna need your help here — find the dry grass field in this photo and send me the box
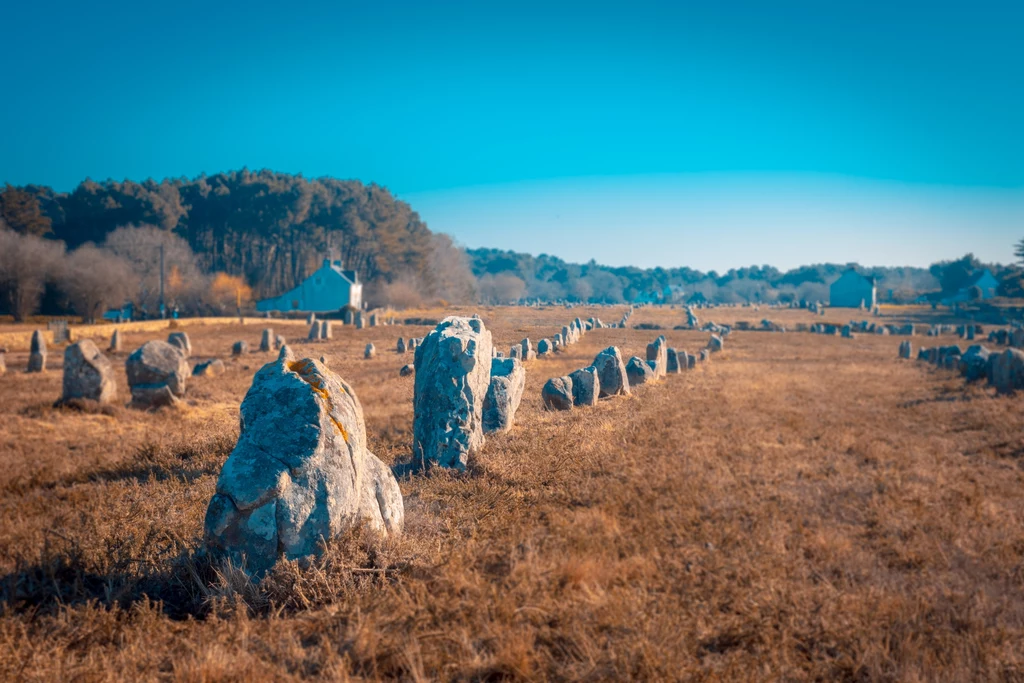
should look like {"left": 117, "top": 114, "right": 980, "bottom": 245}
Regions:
{"left": 1, "top": 305, "right": 1023, "bottom": 681}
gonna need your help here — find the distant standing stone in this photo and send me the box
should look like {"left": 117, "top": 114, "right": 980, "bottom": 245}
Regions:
{"left": 307, "top": 313, "right": 316, "bottom": 325}
{"left": 666, "top": 348, "right": 681, "bottom": 373}
{"left": 521, "top": 338, "right": 535, "bottom": 361}
{"left": 260, "top": 328, "right": 274, "bottom": 352}
{"left": 62, "top": 340, "right": 117, "bottom": 404}
{"left": 274, "top": 334, "right": 286, "bottom": 350}
{"left": 400, "top": 363, "right": 414, "bottom": 377}
{"left": 28, "top": 330, "right": 47, "bottom": 373}
{"left": 109, "top": 329, "right": 122, "bottom": 353}
{"left": 321, "top": 321, "right": 332, "bottom": 340}
{"left": 708, "top": 335, "right": 724, "bottom": 352}
{"left": 646, "top": 336, "right": 667, "bottom": 378}
{"left": 192, "top": 359, "right": 227, "bottom": 377}
{"left": 364, "top": 343, "right": 376, "bottom": 359}
{"left": 898, "top": 340, "right": 912, "bottom": 359}
{"left": 126, "top": 340, "right": 190, "bottom": 408}
{"left": 308, "top": 321, "right": 322, "bottom": 341}
{"left": 355, "top": 311, "right": 365, "bottom": 329}
{"left": 509, "top": 344, "right": 522, "bottom": 360}
{"left": 538, "top": 338, "right": 551, "bottom": 355}
{"left": 397, "top": 337, "right": 406, "bottom": 353}
{"left": 412, "top": 316, "right": 493, "bottom": 471}
{"left": 168, "top": 332, "right": 192, "bottom": 357}
{"left": 232, "top": 341, "right": 249, "bottom": 356}
{"left": 541, "top": 376, "right": 574, "bottom": 411}
{"left": 592, "top": 346, "right": 630, "bottom": 397}
{"left": 569, "top": 366, "right": 599, "bottom": 406}
{"left": 482, "top": 357, "right": 526, "bottom": 433}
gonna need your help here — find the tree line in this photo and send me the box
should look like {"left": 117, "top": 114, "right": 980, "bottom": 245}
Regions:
{"left": 0, "top": 171, "right": 1018, "bottom": 321}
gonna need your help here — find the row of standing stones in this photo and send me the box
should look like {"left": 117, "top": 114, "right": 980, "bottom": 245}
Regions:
{"left": 900, "top": 326, "right": 1024, "bottom": 394}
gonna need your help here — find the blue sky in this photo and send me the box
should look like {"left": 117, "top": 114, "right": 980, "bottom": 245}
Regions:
{"left": 1, "top": 0, "right": 1022, "bottom": 270}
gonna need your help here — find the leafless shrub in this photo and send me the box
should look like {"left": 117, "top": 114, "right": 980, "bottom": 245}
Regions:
{"left": 0, "top": 230, "right": 66, "bottom": 320}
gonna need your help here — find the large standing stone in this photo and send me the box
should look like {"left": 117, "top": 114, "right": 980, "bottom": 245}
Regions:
{"left": 708, "top": 335, "right": 724, "bottom": 352}
{"left": 62, "top": 340, "right": 117, "bottom": 404}
{"left": 988, "top": 348, "right": 1024, "bottom": 393}
{"left": 538, "top": 338, "right": 551, "bottom": 355}
{"left": 28, "top": 330, "right": 47, "bottom": 373}
{"left": 959, "top": 345, "right": 991, "bottom": 382}
{"left": 126, "top": 340, "right": 190, "bottom": 408}
{"left": 412, "top": 317, "right": 493, "bottom": 470}
{"left": 260, "top": 328, "right": 274, "bottom": 352}
{"left": 109, "top": 329, "right": 122, "bottom": 353}
{"left": 364, "top": 343, "right": 376, "bottom": 359}
{"left": 542, "top": 376, "right": 573, "bottom": 411}
{"left": 646, "top": 336, "right": 667, "bottom": 378}
{"left": 232, "top": 341, "right": 249, "bottom": 356}
{"left": 167, "top": 332, "right": 192, "bottom": 358}
{"left": 666, "top": 348, "right": 681, "bottom": 373}
{"left": 592, "top": 346, "right": 630, "bottom": 397}
{"left": 204, "top": 357, "right": 404, "bottom": 576}
{"left": 482, "top": 357, "right": 526, "bottom": 433}
{"left": 626, "top": 356, "right": 655, "bottom": 386}
{"left": 569, "top": 366, "right": 599, "bottom": 406}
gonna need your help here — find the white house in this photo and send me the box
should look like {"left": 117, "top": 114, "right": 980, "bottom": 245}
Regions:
{"left": 256, "top": 258, "right": 362, "bottom": 313}
{"left": 829, "top": 269, "right": 876, "bottom": 308}
{"left": 941, "top": 269, "right": 999, "bottom": 304}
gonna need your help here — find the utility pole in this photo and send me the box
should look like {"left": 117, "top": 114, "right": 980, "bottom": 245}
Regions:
{"left": 159, "top": 244, "right": 166, "bottom": 319}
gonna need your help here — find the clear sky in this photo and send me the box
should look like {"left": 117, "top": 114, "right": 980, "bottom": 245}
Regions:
{"left": 1, "top": 0, "right": 1022, "bottom": 270}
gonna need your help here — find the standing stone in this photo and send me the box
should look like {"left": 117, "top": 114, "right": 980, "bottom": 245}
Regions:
{"left": 708, "top": 335, "right": 724, "bottom": 352}
{"left": 126, "top": 340, "right": 190, "bottom": 408}
{"left": 167, "top": 332, "right": 192, "bottom": 357}
{"left": 482, "top": 357, "right": 526, "bottom": 433}
{"left": 989, "top": 348, "right": 1024, "bottom": 393}
{"left": 355, "top": 311, "right": 365, "bottom": 329}
{"left": 232, "top": 341, "right": 249, "bottom": 356}
{"left": 274, "top": 335, "right": 286, "bottom": 350}
{"left": 509, "top": 344, "right": 522, "bottom": 360}
{"left": 343, "top": 308, "right": 354, "bottom": 325}
{"left": 898, "top": 340, "right": 912, "bottom": 359}
{"left": 109, "top": 329, "right": 122, "bottom": 353}
{"left": 959, "top": 345, "right": 991, "bottom": 382}
{"left": 592, "top": 346, "right": 630, "bottom": 397}
{"left": 699, "top": 349, "right": 710, "bottom": 363}
{"left": 193, "top": 359, "right": 227, "bottom": 377}
{"left": 412, "top": 317, "right": 493, "bottom": 471}
{"left": 364, "top": 343, "right": 376, "bottom": 359}
{"left": 369, "top": 313, "right": 378, "bottom": 327}
{"left": 686, "top": 352, "right": 696, "bottom": 370}
{"left": 541, "top": 376, "right": 574, "bottom": 411}
{"left": 666, "top": 348, "right": 681, "bottom": 373}
{"left": 400, "top": 363, "right": 414, "bottom": 377}
{"left": 561, "top": 326, "right": 572, "bottom": 345}
{"left": 397, "top": 337, "right": 406, "bottom": 353}
{"left": 204, "top": 357, "right": 404, "bottom": 577}
{"left": 62, "top": 340, "right": 117, "bottom": 404}
{"left": 521, "top": 338, "right": 535, "bottom": 361}
{"left": 28, "top": 330, "right": 47, "bottom": 373}
{"left": 537, "top": 339, "right": 551, "bottom": 356}
{"left": 307, "top": 313, "right": 316, "bottom": 325}
{"left": 626, "top": 356, "right": 655, "bottom": 386}
{"left": 646, "top": 336, "right": 667, "bottom": 378}
{"left": 260, "top": 328, "right": 274, "bottom": 352}
{"left": 308, "top": 321, "right": 322, "bottom": 341}
{"left": 569, "top": 366, "right": 599, "bottom": 407}
{"left": 321, "top": 321, "right": 332, "bottom": 340}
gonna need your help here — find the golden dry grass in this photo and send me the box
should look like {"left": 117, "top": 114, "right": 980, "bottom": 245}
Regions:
{"left": 1, "top": 305, "right": 1023, "bottom": 681}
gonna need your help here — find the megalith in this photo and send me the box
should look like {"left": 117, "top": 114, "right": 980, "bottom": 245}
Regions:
{"left": 62, "top": 340, "right": 117, "bottom": 404}
{"left": 592, "top": 346, "right": 630, "bottom": 398}
{"left": 126, "top": 340, "right": 190, "bottom": 408}
{"left": 541, "top": 376, "right": 573, "bottom": 411}
{"left": 482, "top": 357, "right": 526, "bottom": 434}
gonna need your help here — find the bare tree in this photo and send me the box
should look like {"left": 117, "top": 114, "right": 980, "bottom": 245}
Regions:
{"left": 103, "top": 225, "right": 202, "bottom": 315}
{"left": 58, "top": 244, "right": 135, "bottom": 323}
{"left": 0, "top": 231, "right": 66, "bottom": 321}
{"left": 478, "top": 273, "right": 526, "bottom": 304}
{"left": 425, "top": 234, "right": 477, "bottom": 304}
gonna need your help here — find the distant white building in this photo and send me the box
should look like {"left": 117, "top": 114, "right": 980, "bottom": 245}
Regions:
{"left": 941, "top": 269, "right": 999, "bottom": 304}
{"left": 256, "top": 258, "right": 362, "bottom": 313}
{"left": 829, "top": 269, "right": 876, "bottom": 308}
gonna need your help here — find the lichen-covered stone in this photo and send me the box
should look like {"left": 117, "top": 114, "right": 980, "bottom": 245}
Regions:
{"left": 646, "top": 336, "right": 667, "bottom": 378}
{"left": 260, "top": 328, "right": 274, "bottom": 352}
{"left": 62, "top": 340, "right": 117, "bottom": 404}
{"left": 321, "top": 321, "right": 332, "bottom": 339}
{"left": 708, "top": 335, "right": 724, "bottom": 352}
{"left": 232, "top": 341, "right": 249, "bottom": 356}
{"left": 27, "top": 330, "right": 46, "bottom": 373}
{"left": 308, "top": 322, "right": 321, "bottom": 341}
{"left": 204, "top": 357, "right": 403, "bottom": 576}
{"left": 483, "top": 357, "right": 526, "bottom": 433}
{"left": 542, "top": 376, "right": 573, "bottom": 411}
{"left": 412, "top": 316, "right": 493, "bottom": 470}
{"left": 592, "top": 346, "right": 630, "bottom": 398}
{"left": 365, "top": 343, "right": 376, "bottom": 359}
{"left": 666, "top": 348, "right": 681, "bottom": 373}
